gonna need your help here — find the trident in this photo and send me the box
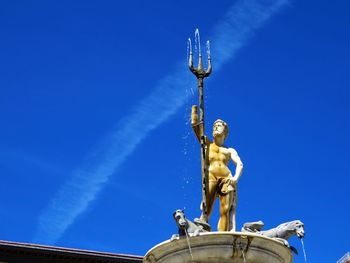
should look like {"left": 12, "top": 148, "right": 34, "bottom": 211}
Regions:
{"left": 188, "top": 29, "right": 212, "bottom": 225}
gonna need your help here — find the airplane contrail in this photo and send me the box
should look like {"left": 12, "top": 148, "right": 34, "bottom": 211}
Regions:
{"left": 33, "top": 0, "right": 289, "bottom": 244}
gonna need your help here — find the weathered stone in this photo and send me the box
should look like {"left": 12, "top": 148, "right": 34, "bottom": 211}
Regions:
{"left": 144, "top": 232, "right": 292, "bottom": 263}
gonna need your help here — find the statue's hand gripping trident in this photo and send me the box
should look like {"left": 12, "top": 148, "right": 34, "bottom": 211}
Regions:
{"left": 188, "top": 31, "right": 212, "bottom": 226}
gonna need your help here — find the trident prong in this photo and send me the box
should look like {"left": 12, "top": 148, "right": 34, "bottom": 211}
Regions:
{"left": 188, "top": 39, "right": 212, "bottom": 78}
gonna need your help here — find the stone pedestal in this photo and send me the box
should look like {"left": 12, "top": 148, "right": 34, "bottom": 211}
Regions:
{"left": 144, "top": 232, "right": 292, "bottom": 263}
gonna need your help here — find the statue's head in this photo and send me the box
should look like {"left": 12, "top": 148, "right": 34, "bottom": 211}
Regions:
{"left": 290, "top": 220, "right": 305, "bottom": 238}
{"left": 173, "top": 209, "right": 188, "bottom": 229}
{"left": 213, "top": 119, "right": 229, "bottom": 139}
{"left": 278, "top": 220, "right": 305, "bottom": 239}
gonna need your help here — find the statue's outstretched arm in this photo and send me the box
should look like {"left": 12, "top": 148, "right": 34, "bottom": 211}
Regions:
{"left": 229, "top": 148, "right": 243, "bottom": 182}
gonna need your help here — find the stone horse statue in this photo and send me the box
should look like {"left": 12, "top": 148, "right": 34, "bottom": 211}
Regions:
{"left": 171, "top": 209, "right": 207, "bottom": 240}
{"left": 241, "top": 220, "right": 305, "bottom": 253}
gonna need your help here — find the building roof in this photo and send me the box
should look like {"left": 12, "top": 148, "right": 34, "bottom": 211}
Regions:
{"left": 0, "top": 240, "right": 143, "bottom": 263}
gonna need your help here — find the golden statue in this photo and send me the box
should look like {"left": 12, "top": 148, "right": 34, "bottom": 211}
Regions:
{"left": 188, "top": 30, "right": 243, "bottom": 231}
{"left": 191, "top": 106, "right": 243, "bottom": 231}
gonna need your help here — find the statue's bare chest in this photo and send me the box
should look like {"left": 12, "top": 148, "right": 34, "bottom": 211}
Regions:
{"left": 208, "top": 143, "right": 230, "bottom": 163}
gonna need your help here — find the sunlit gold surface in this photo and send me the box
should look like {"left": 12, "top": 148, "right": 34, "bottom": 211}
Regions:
{"left": 192, "top": 105, "right": 243, "bottom": 231}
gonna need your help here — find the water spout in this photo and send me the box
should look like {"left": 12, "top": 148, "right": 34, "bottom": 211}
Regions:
{"left": 206, "top": 40, "right": 211, "bottom": 59}
{"left": 194, "top": 28, "right": 203, "bottom": 70}
{"left": 188, "top": 38, "right": 192, "bottom": 53}
{"left": 184, "top": 228, "right": 194, "bottom": 262}
{"left": 194, "top": 28, "right": 201, "bottom": 56}
{"left": 187, "top": 38, "right": 192, "bottom": 59}
{"left": 300, "top": 238, "right": 307, "bottom": 262}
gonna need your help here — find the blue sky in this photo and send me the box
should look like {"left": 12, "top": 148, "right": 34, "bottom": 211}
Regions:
{"left": 0, "top": 0, "right": 349, "bottom": 262}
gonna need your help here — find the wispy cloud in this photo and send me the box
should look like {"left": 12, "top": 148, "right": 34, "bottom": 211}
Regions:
{"left": 212, "top": 0, "right": 288, "bottom": 69}
{"left": 33, "top": 0, "right": 289, "bottom": 244}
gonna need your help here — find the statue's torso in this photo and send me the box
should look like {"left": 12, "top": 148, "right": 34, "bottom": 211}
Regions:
{"left": 208, "top": 142, "right": 231, "bottom": 178}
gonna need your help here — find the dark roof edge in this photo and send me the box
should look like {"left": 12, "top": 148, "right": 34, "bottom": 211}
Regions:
{"left": 0, "top": 240, "right": 143, "bottom": 260}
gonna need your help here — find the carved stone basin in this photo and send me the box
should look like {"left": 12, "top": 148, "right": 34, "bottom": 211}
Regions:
{"left": 144, "top": 232, "right": 292, "bottom": 263}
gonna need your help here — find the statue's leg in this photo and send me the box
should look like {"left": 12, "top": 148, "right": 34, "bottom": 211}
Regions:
{"left": 229, "top": 188, "right": 237, "bottom": 231}
{"left": 218, "top": 191, "right": 233, "bottom": 231}
{"left": 200, "top": 179, "right": 217, "bottom": 222}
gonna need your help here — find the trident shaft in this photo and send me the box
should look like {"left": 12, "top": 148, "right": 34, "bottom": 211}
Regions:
{"left": 188, "top": 35, "right": 212, "bottom": 224}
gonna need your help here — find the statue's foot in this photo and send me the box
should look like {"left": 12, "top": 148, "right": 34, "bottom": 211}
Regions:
{"left": 194, "top": 218, "right": 212, "bottom": 232}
